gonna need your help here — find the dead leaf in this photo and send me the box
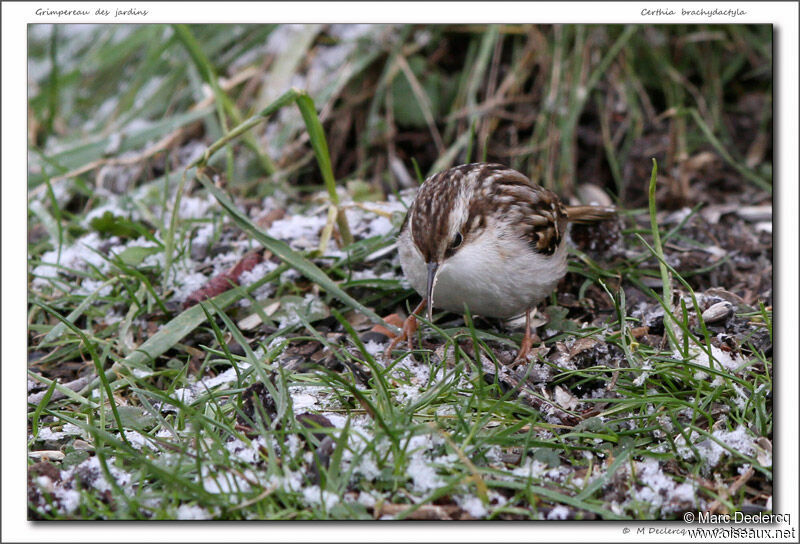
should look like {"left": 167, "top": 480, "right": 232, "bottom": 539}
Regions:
{"left": 256, "top": 208, "right": 286, "bottom": 229}
{"left": 568, "top": 337, "right": 598, "bottom": 357}
{"left": 183, "top": 250, "right": 263, "bottom": 309}
{"left": 554, "top": 385, "right": 580, "bottom": 411}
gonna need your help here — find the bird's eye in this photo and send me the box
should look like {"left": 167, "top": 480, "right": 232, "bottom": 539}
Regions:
{"left": 450, "top": 232, "right": 463, "bottom": 249}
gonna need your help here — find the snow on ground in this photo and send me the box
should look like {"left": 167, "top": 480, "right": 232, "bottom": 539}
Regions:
{"left": 29, "top": 173, "right": 407, "bottom": 325}
{"left": 175, "top": 504, "right": 213, "bottom": 520}
{"left": 675, "top": 424, "right": 764, "bottom": 469}
{"left": 302, "top": 486, "right": 340, "bottom": 511}
{"left": 31, "top": 232, "right": 111, "bottom": 289}
{"left": 629, "top": 458, "right": 697, "bottom": 514}
{"left": 28, "top": 147, "right": 768, "bottom": 520}
{"left": 29, "top": 339, "right": 763, "bottom": 519}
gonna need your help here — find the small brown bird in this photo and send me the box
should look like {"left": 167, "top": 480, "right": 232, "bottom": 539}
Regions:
{"left": 389, "top": 163, "right": 616, "bottom": 361}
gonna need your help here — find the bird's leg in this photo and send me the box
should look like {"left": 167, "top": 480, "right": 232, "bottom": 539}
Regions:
{"left": 384, "top": 299, "right": 427, "bottom": 360}
{"left": 514, "top": 307, "right": 535, "bottom": 363}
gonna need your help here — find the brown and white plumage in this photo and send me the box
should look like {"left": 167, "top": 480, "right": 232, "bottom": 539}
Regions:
{"left": 394, "top": 163, "right": 615, "bottom": 360}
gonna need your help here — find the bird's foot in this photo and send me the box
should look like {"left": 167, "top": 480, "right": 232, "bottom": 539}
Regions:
{"left": 384, "top": 299, "right": 426, "bottom": 360}
{"left": 512, "top": 307, "right": 536, "bottom": 365}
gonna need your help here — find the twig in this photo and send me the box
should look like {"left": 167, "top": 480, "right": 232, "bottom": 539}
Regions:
{"left": 374, "top": 502, "right": 462, "bottom": 520}
{"left": 707, "top": 466, "right": 755, "bottom": 514}
{"left": 27, "top": 374, "right": 91, "bottom": 406}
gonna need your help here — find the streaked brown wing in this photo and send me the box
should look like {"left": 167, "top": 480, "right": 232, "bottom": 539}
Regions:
{"left": 469, "top": 165, "right": 568, "bottom": 256}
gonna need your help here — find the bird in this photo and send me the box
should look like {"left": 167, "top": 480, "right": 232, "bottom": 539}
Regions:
{"left": 387, "top": 162, "right": 616, "bottom": 362}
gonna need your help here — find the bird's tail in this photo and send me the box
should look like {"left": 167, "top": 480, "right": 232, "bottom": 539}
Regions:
{"left": 565, "top": 205, "right": 617, "bottom": 224}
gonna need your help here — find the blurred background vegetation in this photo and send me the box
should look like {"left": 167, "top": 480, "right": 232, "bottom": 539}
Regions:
{"left": 28, "top": 24, "right": 772, "bottom": 211}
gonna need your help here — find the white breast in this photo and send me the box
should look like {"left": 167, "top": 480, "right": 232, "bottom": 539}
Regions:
{"left": 398, "top": 225, "right": 567, "bottom": 319}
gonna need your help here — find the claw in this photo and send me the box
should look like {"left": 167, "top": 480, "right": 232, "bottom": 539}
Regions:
{"left": 384, "top": 299, "right": 427, "bottom": 360}
{"left": 513, "top": 308, "right": 535, "bottom": 364}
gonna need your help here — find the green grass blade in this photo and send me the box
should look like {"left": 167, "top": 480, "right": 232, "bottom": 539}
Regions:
{"left": 32, "top": 301, "right": 129, "bottom": 446}
{"left": 30, "top": 380, "right": 57, "bottom": 438}
{"left": 41, "top": 278, "right": 117, "bottom": 344}
{"left": 647, "top": 158, "right": 677, "bottom": 352}
{"left": 117, "top": 268, "right": 280, "bottom": 371}
{"left": 295, "top": 92, "right": 353, "bottom": 245}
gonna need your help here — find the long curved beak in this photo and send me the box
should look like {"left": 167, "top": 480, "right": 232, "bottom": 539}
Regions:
{"left": 425, "top": 261, "right": 439, "bottom": 322}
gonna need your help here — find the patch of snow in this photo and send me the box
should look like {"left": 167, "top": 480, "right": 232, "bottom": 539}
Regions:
{"left": 511, "top": 456, "right": 571, "bottom": 483}
{"left": 53, "top": 487, "right": 82, "bottom": 514}
{"left": 169, "top": 387, "right": 196, "bottom": 408}
{"left": 31, "top": 232, "right": 111, "bottom": 287}
{"left": 512, "top": 458, "right": 549, "bottom": 479}
{"left": 164, "top": 363, "right": 253, "bottom": 412}
{"left": 202, "top": 466, "right": 255, "bottom": 494}
{"left": 239, "top": 260, "right": 279, "bottom": 286}
{"left": 68, "top": 456, "right": 132, "bottom": 494}
{"left": 406, "top": 434, "right": 445, "bottom": 493}
{"left": 268, "top": 469, "right": 304, "bottom": 493}
{"left": 131, "top": 367, "right": 153, "bottom": 379}
{"left": 393, "top": 354, "right": 442, "bottom": 387}
{"left": 457, "top": 495, "right": 487, "bottom": 518}
{"left": 123, "top": 430, "right": 158, "bottom": 451}
{"left": 178, "top": 194, "right": 217, "bottom": 220}
{"left": 285, "top": 434, "right": 303, "bottom": 457}
{"left": 631, "top": 458, "right": 696, "bottom": 514}
{"left": 36, "top": 423, "right": 84, "bottom": 442}
{"left": 290, "top": 392, "right": 319, "bottom": 411}
{"left": 302, "top": 485, "right": 339, "bottom": 510}
{"left": 202, "top": 249, "right": 242, "bottom": 277}
{"left": 225, "top": 436, "right": 266, "bottom": 464}
{"left": 354, "top": 450, "right": 381, "bottom": 482}
{"left": 335, "top": 425, "right": 383, "bottom": 482}
{"left": 675, "top": 424, "right": 759, "bottom": 470}
{"left": 203, "top": 363, "right": 251, "bottom": 389}
{"left": 677, "top": 344, "right": 744, "bottom": 380}
{"left": 176, "top": 504, "right": 213, "bottom": 520}
{"left": 170, "top": 271, "right": 209, "bottom": 303}
{"left": 435, "top": 405, "right": 455, "bottom": 417}
{"left": 730, "top": 383, "right": 750, "bottom": 409}
{"left": 75, "top": 277, "right": 113, "bottom": 297}
{"left": 277, "top": 293, "right": 328, "bottom": 329}
{"left": 366, "top": 216, "right": 394, "bottom": 238}
{"left": 407, "top": 455, "right": 442, "bottom": 494}
{"left": 394, "top": 384, "right": 421, "bottom": 404}
{"left": 191, "top": 223, "right": 215, "bottom": 249}
{"left": 83, "top": 197, "right": 140, "bottom": 226}
{"left": 357, "top": 491, "right": 377, "bottom": 508}
{"left": 102, "top": 312, "right": 124, "bottom": 326}
{"left": 547, "top": 505, "right": 571, "bottom": 520}
{"left": 279, "top": 267, "right": 301, "bottom": 285}
{"left": 268, "top": 336, "right": 288, "bottom": 352}
{"left": 267, "top": 214, "right": 328, "bottom": 250}
{"left": 35, "top": 475, "right": 54, "bottom": 493}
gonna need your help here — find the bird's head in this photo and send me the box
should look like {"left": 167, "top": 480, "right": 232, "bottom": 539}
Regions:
{"left": 405, "top": 166, "right": 479, "bottom": 321}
